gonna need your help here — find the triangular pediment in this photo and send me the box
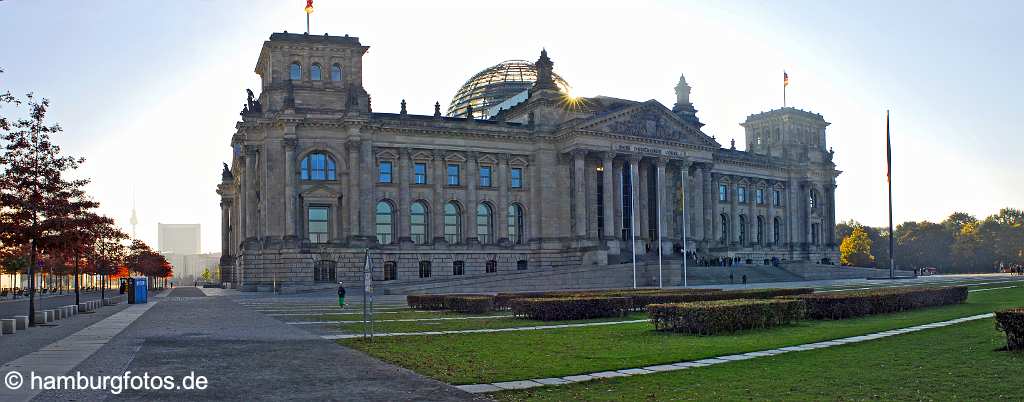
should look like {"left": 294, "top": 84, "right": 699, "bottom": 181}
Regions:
{"left": 568, "top": 100, "right": 719, "bottom": 147}
{"left": 300, "top": 184, "right": 339, "bottom": 199}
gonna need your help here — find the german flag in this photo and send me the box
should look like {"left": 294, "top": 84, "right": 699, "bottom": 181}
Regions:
{"left": 305, "top": 0, "right": 314, "bottom": 14}
{"left": 784, "top": 71, "right": 789, "bottom": 87}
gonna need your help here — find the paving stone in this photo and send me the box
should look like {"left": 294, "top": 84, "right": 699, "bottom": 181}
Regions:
{"left": 693, "top": 358, "right": 729, "bottom": 365}
{"left": 717, "top": 354, "right": 755, "bottom": 361}
{"left": 617, "top": 368, "right": 653, "bottom": 375}
{"left": 455, "top": 384, "right": 502, "bottom": 393}
{"left": 742, "top": 351, "right": 776, "bottom": 357}
{"left": 642, "top": 364, "right": 684, "bottom": 372}
{"left": 562, "top": 374, "right": 595, "bottom": 383}
{"left": 590, "top": 371, "right": 629, "bottom": 378}
{"left": 672, "top": 362, "right": 707, "bottom": 368}
{"left": 492, "top": 380, "right": 543, "bottom": 390}
{"left": 534, "top": 377, "right": 571, "bottom": 385}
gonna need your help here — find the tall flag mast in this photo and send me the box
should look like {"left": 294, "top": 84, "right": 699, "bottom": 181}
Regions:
{"left": 886, "top": 110, "right": 895, "bottom": 279}
{"left": 783, "top": 71, "right": 789, "bottom": 107}
{"left": 304, "top": 0, "right": 314, "bottom": 34}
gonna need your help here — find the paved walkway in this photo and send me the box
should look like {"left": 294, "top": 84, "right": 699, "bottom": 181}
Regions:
{"left": 0, "top": 302, "right": 157, "bottom": 401}
{"left": 454, "top": 312, "right": 997, "bottom": 393}
{"left": 29, "top": 288, "right": 478, "bottom": 401}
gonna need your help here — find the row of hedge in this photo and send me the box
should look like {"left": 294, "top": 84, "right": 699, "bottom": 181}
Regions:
{"left": 406, "top": 294, "right": 496, "bottom": 313}
{"left": 789, "top": 286, "right": 968, "bottom": 320}
{"left": 492, "top": 288, "right": 722, "bottom": 311}
{"left": 995, "top": 308, "right": 1024, "bottom": 351}
{"left": 510, "top": 297, "right": 632, "bottom": 321}
{"left": 648, "top": 299, "right": 807, "bottom": 335}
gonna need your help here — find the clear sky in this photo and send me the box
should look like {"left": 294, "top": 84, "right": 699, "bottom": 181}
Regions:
{"left": 1, "top": 0, "right": 1021, "bottom": 253}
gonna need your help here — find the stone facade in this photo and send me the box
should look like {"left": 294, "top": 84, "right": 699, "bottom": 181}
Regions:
{"left": 217, "top": 32, "right": 841, "bottom": 292}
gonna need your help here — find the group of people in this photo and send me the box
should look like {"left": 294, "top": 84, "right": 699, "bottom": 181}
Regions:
{"left": 1009, "top": 264, "right": 1024, "bottom": 276}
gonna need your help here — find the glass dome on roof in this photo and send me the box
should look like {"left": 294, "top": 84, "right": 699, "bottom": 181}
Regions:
{"left": 447, "top": 60, "right": 570, "bottom": 118}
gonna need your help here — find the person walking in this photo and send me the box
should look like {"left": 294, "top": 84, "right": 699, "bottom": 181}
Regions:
{"left": 337, "top": 281, "right": 347, "bottom": 308}
{"left": 742, "top": 274, "right": 748, "bottom": 285}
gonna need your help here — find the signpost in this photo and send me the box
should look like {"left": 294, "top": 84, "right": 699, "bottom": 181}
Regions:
{"left": 362, "top": 249, "right": 374, "bottom": 339}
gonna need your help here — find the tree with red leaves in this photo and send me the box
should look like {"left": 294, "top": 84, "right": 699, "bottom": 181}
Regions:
{"left": 0, "top": 90, "right": 91, "bottom": 326}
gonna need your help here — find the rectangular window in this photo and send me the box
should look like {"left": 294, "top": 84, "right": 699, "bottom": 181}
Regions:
{"left": 485, "top": 260, "right": 497, "bottom": 273}
{"left": 516, "top": 260, "right": 528, "bottom": 271}
{"left": 453, "top": 261, "right": 465, "bottom": 276}
{"left": 719, "top": 184, "right": 728, "bottom": 202}
{"left": 307, "top": 207, "right": 329, "bottom": 243}
{"left": 510, "top": 168, "right": 523, "bottom": 188}
{"left": 383, "top": 261, "right": 397, "bottom": 281}
{"left": 418, "top": 261, "right": 432, "bottom": 278}
{"left": 414, "top": 163, "right": 427, "bottom": 184}
{"left": 773, "top": 190, "right": 781, "bottom": 206}
{"left": 756, "top": 189, "right": 764, "bottom": 205}
{"left": 447, "top": 164, "right": 460, "bottom": 186}
{"left": 738, "top": 187, "right": 747, "bottom": 203}
{"left": 479, "top": 166, "right": 492, "bottom": 187}
{"left": 378, "top": 161, "right": 392, "bottom": 183}
{"left": 313, "top": 260, "right": 336, "bottom": 282}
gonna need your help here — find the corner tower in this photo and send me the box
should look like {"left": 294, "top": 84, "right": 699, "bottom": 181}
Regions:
{"left": 741, "top": 108, "right": 831, "bottom": 162}
{"left": 252, "top": 32, "right": 370, "bottom": 114}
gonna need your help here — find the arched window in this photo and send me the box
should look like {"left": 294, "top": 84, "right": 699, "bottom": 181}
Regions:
{"left": 410, "top": 201, "right": 429, "bottom": 244}
{"left": 477, "top": 203, "right": 493, "bottom": 244}
{"left": 738, "top": 215, "right": 747, "bottom": 243}
{"left": 331, "top": 64, "right": 342, "bottom": 81}
{"left": 289, "top": 62, "right": 301, "bottom": 80}
{"left": 444, "top": 202, "right": 461, "bottom": 244}
{"left": 300, "top": 153, "right": 336, "bottom": 181}
{"left": 507, "top": 204, "right": 524, "bottom": 245}
{"left": 773, "top": 217, "right": 782, "bottom": 244}
{"left": 375, "top": 201, "right": 394, "bottom": 245}
{"left": 310, "top": 63, "right": 322, "bottom": 81}
{"left": 719, "top": 214, "right": 729, "bottom": 244}
{"left": 756, "top": 216, "right": 765, "bottom": 244}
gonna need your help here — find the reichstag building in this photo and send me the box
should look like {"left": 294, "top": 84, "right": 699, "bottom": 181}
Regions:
{"left": 217, "top": 32, "right": 840, "bottom": 291}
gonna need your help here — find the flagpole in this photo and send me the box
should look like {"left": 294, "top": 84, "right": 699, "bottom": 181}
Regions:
{"left": 306, "top": 13, "right": 310, "bottom": 34}
{"left": 783, "top": 71, "right": 787, "bottom": 108}
{"left": 630, "top": 161, "right": 638, "bottom": 289}
{"left": 886, "top": 110, "right": 895, "bottom": 279}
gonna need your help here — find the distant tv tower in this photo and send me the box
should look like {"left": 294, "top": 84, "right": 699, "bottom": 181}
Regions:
{"left": 129, "top": 189, "right": 138, "bottom": 238}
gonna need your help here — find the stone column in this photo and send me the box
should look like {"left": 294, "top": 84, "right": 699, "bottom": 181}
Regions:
{"left": 572, "top": 150, "right": 588, "bottom": 238}
{"left": 702, "top": 167, "right": 714, "bottom": 249}
{"left": 692, "top": 162, "right": 705, "bottom": 244}
{"left": 360, "top": 139, "right": 374, "bottom": 239}
{"left": 656, "top": 157, "right": 671, "bottom": 255}
{"left": 612, "top": 159, "right": 623, "bottom": 241}
{"left": 283, "top": 138, "right": 297, "bottom": 238}
{"left": 638, "top": 159, "right": 650, "bottom": 243}
{"left": 601, "top": 152, "right": 615, "bottom": 240}
{"left": 347, "top": 138, "right": 361, "bottom": 238}
{"left": 766, "top": 180, "right": 775, "bottom": 247}
{"left": 220, "top": 200, "right": 230, "bottom": 254}
{"left": 398, "top": 148, "right": 411, "bottom": 241}
{"left": 244, "top": 145, "right": 258, "bottom": 240}
{"left": 433, "top": 149, "right": 445, "bottom": 243}
{"left": 827, "top": 183, "right": 837, "bottom": 246}
{"left": 466, "top": 152, "right": 479, "bottom": 243}
{"left": 730, "top": 176, "right": 739, "bottom": 245}
{"left": 497, "top": 153, "right": 510, "bottom": 243}
{"left": 626, "top": 155, "right": 642, "bottom": 242}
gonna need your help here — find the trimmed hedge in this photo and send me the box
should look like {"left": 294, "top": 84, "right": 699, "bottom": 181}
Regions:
{"left": 494, "top": 288, "right": 809, "bottom": 311}
{"left": 444, "top": 295, "right": 495, "bottom": 314}
{"left": 792, "top": 286, "right": 968, "bottom": 320}
{"left": 407, "top": 293, "right": 492, "bottom": 311}
{"left": 648, "top": 299, "right": 807, "bottom": 335}
{"left": 510, "top": 297, "right": 632, "bottom": 321}
{"left": 995, "top": 307, "right": 1024, "bottom": 351}
{"left": 406, "top": 294, "right": 447, "bottom": 310}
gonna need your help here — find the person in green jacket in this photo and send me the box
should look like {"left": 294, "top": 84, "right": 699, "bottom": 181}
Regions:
{"left": 337, "top": 281, "right": 346, "bottom": 308}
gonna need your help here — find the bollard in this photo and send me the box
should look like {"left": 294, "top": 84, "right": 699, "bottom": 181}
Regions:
{"left": 72, "top": 305, "right": 79, "bottom": 315}
{"left": 13, "top": 316, "right": 28, "bottom": 330}
{"left": 79, "top": 303, "right": 89, "bottom": 312}
{"left": 1, "top": 319, "right": 15, "bottom": 334}
{"left": 34, "top": 311, "right": 48, "bottom": 324}
{"left": 56, "top": 308, "right": 65, "bottom": 320}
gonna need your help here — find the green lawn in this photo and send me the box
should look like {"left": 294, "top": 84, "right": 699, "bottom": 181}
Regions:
{"left": 495, "top": 318, "right": 1023, "bottom": 401}
{"left": 291, "top": 309, "right": 462, "bottom": 321}
{"left": 335, "top": 312, "right": 643, "bottom": 334}
{"left": 341, "top": 285, "right": 1023, "bottom": 384}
